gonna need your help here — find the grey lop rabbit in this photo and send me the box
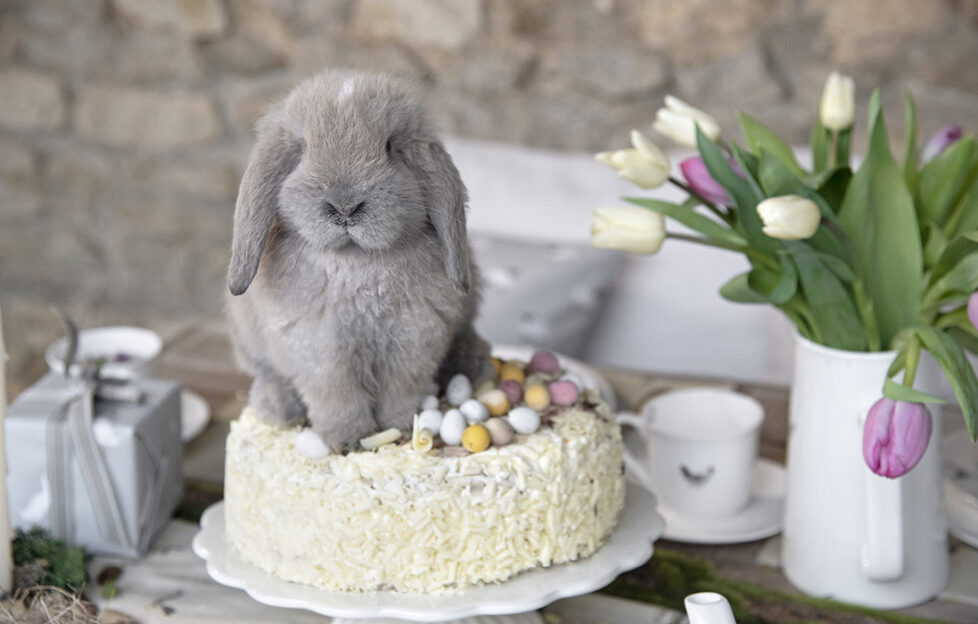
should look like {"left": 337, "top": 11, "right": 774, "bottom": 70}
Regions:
{"left": 226, "top": 70, "right": 489, "bottom": 452}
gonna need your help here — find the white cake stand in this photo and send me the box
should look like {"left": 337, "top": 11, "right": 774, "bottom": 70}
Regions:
{"left": 192, "top": 485, "right": 663, "bottom": 622}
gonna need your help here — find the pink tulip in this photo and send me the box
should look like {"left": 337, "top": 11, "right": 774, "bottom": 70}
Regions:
{"left": 921, "top": 125, "right": 963, "bottom": 163}
{"left": 680, "top": 156, "right": 732, "bottom": 206}
{"left": 968, "top": 292, "right": 978, "bottom": 331}
{"left": 862, "top": 398, "right": 932, "bottom": 478}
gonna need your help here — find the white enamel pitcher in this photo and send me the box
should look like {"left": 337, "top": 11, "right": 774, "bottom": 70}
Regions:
{"left": 782, "top": 335, "right": 948, "bottom": 608}
{"left": 685, "top": 592, "right": 736, "bottom": 624}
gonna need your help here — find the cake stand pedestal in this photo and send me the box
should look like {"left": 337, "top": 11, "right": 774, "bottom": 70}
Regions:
{"left": 192, "top": 485, "right": 663, "bottom": 622}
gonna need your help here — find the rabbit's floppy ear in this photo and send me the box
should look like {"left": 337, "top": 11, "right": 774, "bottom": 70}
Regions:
{"left": 227, "top": 111, "right": 303, "bottom": 296}
{"left": 411, "top": 141, "right": 471, "bottom": 294}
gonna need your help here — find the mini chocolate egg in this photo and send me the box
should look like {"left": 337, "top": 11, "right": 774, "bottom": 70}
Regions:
{"left": 499, "top": 379, "right": 523, "bottom": 404}
{"left": 484, "top": 417, "right": 514, "bottom": 446}
{"left": 445, "top": 373, "right": 472, "bottom": 406}
{"left": 549, "top": 380, "right": 579, "bottom": 406}
{"left": 524, "top": 384, "right": 551, "bottom": 411}
{"left": 295, "top": 429, "right": 331, "bottom": 459}
{"left": 478, "top": 389, "right": 511, "bottom": 417}
{"left": 459, "top": 398, "right": 489, "bottom": 423}
{"left": 499, "top": 363, "right": 526, "bottom": 385}
{"left": 474, "top": 378, "right": 496, "bottom": 397}
{"left": 507, "top": 406, "right": 541, "bottom": 434}
{"left": 489, "top": 356, "right": 503, "bottom": 375}
{"left": 420, "top": 394, "right": 440, "bottom": 410}
{"left": 439, "top": 409, "right": 467, "bottom": 446}
{"left": 417, "top": 408, "right": 443, "bottom": 434}
{"left": 462, "top": 424, "right": 491, "bottom": 453}
{"left": 530, "top": 350, "right": 560, "bottom": 374}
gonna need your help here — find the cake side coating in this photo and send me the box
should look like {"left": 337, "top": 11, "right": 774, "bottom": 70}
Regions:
{"left": 224, "top": 406, "right": 625, "bottom": 593}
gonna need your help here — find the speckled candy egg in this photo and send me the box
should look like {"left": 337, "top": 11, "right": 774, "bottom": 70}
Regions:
{"left": 499, "top": 379, "right": 523, "bottom": 404}
{"left": 507, "top": 406, "right": 541, "bottom": 435}
{"left": 524, "top": 384, "right": 551, "bottom": 411}
{"left": 419, "top": 394, "right": 440, "bottom": 410}
{"left": 478, "top": 389, "right": 511, "bottom": 417}
{"left": 439, "top": 409, "right": 467, "bottom": 446}
{"left": 459, "top": 398, "right": 489, "bottom": 424}
{"left": 417, "top": 408, "right": 443, "bottom": 434}
{"left": 529, "top": 350, "right": 560, "bottom": 375}
{"left": 549, "top": 380, "right": 580, "bottom": 406}
{"left": 499, "top": 363, "right": 526, "bottom": 385}
{"left": 484, "top": 417, "right": 515, "bottom": 446}
{"left": 462, "top": 424, "right": 491, "bottom": 453}
{"left": 445, "top": 373, "right": 473, "bottom": 406}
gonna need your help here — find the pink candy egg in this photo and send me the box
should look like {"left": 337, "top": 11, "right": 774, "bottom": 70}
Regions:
{"left": 499, "top": 379, "right": 523, "bottom": 404}
{"left": 549, "top": 380, "right": 579, "bottom": 406}
{"left": 530, "top": 350, "right": 560, "bottom": 374}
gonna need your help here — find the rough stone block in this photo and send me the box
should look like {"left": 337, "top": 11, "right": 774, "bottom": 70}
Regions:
{"left": 352, "top": 0, "right": 484, "bottom": 50}
{"left": 0, "top": 68, "right": 65, "bottom": 130}
{"left": 74, "top": 84, "right": 220, "bottom": 149}
{"left": 111, "top": 0, "right": 228, "bottom": 39}
{"left": 539, "top": 47, "right": 669, "bottom": 99}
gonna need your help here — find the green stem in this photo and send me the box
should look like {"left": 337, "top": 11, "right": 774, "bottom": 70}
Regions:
{"left": 904, "top": 336, "right": 922, "bottom": 387}
{"left": 668, "top": 176, "right": 731, "bottom": 224}
{"left": 665, "top": 232, "right": 779, "bottom": 270}
{"left": 829, "top": 130, "right": 839, "bottom": 169}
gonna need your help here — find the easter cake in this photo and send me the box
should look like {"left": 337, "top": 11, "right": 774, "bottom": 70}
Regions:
{"left": 223, "top": 351, "right": 626, "bottom": 594}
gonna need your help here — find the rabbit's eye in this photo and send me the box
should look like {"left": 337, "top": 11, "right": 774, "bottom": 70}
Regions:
{"left": 385, "top": 138, "right": 394, "bottom": 156}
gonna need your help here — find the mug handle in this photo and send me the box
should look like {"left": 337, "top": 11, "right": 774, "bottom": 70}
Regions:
{"left": 616, "top": 412, "right": 655, "bottom": 491}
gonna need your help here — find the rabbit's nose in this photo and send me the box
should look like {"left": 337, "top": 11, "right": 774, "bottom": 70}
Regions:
{"left": 324, "top": 201, "right": 365, "bottom": 220}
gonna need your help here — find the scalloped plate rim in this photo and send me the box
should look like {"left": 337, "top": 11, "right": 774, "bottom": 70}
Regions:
{"left": 192, "top": 485, "right": 662, "bottom": 621}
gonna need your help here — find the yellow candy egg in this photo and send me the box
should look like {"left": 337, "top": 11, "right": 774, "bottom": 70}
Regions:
{"left": 499, "top": 364, "right": 526, "bottom": 385}
{"left": 490, "top": 357, "right": 503, "bottom": 375}
{"left": 525, "top": 384, "right": 551, "bottom": 411}
{"left": 462, "top": 424, "right": 491, "bottom": 453}
{"left": 479, "top": 389, "right": 511, "bottom": 417}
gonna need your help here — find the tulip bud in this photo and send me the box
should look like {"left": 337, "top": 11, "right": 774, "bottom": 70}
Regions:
{"left": 591, "top": 205, "right": 666, "bottom": 255}
{"left": 819, "top": 72, "right": 855, "bottom": 132}
{"left": 679, "top": 156, "right": 732, "bottom": 206}
{"left": 594, "top": 130, "right": 670, "bottom": 189}
{"left": 652, "top": 95, "right": 721, "bottom": 148}
{"left": 862, "top": 398, "right": 932, "bottom": 478}
{"left": 756, "top": 195, "right": 821, "bottom": 240}
{"left": 921, "top": 125, "right": 964, "bottom": 163}
{"left": 968, "top": 291, "right": 978, "bottom": 332}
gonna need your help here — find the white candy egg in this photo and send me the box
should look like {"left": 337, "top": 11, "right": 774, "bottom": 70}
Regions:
{"left": 295, "top": 429, "right": 331, "bottom": 459}
{"left": 420, "top": 394, "right": 440, "bottom": 410}
{"left": 417, "top": 408, "right": 443, "bottom": 434}
{"left": 439, "top": 409, "right": 467, "bottom": 446}
{"left": 507, "top": 406, "right": 541, "bottom": 434}
{"left": 459, "top": 398, "right": 489, "bottom": 424}
{"left": 445, "top": 373, "right": 473, "bottom": 406}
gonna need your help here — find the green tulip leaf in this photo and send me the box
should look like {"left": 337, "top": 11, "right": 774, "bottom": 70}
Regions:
{"left": 625, "top": 198, "right": 747, "bottom": 247}
{"left": 882, "top": 378, "right": 948, "bottom": 404}
{"left": 914, "top": 326, "right": 978, "bottom": 440}
{"left": 923, "top": 222, "right": 949, "bottom": 269}
{"left": 696, "top": 128, "right": 777, "bottom": 257}
{"left": 948, "top": 326, "right": 978, "bottom": 355}
{"left": 917, "top": 136, "right": 975, "bottom": 226}
{"left": 785, "top": 241, "right": 867, "bottom": 351}
{"left": 739, "top": 113, "right": 805, "bottom": 178}
{"left": 902, "top": 90, "right": 918, "bottom": 192}
{"left": 926, "top": 252, "right": 978, "bottom": 306}
{"left": 944, "top": 177, "right": 978, "bottom": 240}
{"left": 835, "top": 127, "right": 852, "bottom": 170}
{"left": 838, "top": 90, "right": 923, "bottom": 347}
{"left": 813, "top": 166, "right": 852, "bottom": 214}
{"left": 719, "top": 272, "right": 768, "bottom": 304}
{"left": 927, "top": 230, "right": 978, "bottom": 287}
{"left": 811, "top": 120, "right": 829, "bottom": 174}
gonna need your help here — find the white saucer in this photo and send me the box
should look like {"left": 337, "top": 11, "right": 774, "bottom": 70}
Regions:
{"left": 943, "top": 429, "right": 978, "bottom": 549}
{"left": 192, "top": 485, "right": 663, "bottom": 621}
{"left": 180, "top": 389, "right": 210, "bottom": 443}
{"left": 631, "top": 459, "right": 786, "bottom": 545}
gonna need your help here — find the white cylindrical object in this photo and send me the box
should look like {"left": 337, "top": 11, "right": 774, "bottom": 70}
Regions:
{"left": 0, "top": 301, "right": 12, "bottom": 592}
{"left": 685, "top": 592, "right": 737, "bottom": 624}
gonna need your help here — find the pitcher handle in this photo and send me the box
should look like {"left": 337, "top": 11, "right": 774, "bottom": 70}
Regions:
{"left": 861, "top": 426, "right": 905, "bottom": 581}
{"left": 616, "top": 412, "right": 654, "bottom": 491}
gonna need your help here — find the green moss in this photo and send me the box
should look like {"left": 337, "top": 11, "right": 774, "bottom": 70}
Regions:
{"left": 12, "top": 527, "right": 88, "bottom": 593}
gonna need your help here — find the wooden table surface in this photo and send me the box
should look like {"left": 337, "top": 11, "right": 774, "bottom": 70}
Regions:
{"left": 157, "top": 318, "right": 978, "bottom": 624}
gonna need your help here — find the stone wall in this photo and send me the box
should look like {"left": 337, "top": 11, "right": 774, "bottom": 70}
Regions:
{"left": 2, "top": 0, "right": 978, "bottom": 391}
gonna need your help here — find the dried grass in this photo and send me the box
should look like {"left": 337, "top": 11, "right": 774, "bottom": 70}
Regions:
{"left": 0, "top": 585, "right": 97, "bottom": 624}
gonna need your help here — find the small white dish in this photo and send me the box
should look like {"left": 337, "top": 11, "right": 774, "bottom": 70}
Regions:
{"left": 491, "top": 345, "right": 617, "bottom": 411}
{"left": 943, "top": 429, "right": 978, "bottom": 549}
{"left": 629, "top": 459, "right": 785, "bottom": 545}
{"left": 46, "top": 326, "right": 163, "bottom": 379}
{"left": 180, "top": 390, "right": 211, "bottom": 443}
{"left": 192, "top": 485, "right": 663, "bottom": 621}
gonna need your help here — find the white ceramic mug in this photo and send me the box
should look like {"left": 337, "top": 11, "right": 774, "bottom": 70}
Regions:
{"left": 617, "top": 387, "right": 764, "bottom": 518}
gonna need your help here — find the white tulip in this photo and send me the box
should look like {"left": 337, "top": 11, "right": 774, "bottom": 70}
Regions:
{"left": 819, "top": 72, "right": 855, "bottom": 132}
{"left": 591, "top": 205, "right": 666, "bottom": 254}
{"left": 652, "top": 95, "right": 721, "bottom": 148}
{"left": 594, "top": 130, "right": 670, "bottom": 189}
{"left": 756, "top": 195, "right": 821, "bottom": 240}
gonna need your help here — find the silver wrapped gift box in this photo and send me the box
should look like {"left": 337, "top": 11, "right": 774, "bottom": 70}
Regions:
{"left": 6, "top": 372, "right": 182, "bottom": 557}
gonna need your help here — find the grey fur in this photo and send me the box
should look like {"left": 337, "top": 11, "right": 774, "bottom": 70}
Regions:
{"left": 226, "top": 70, "right": 488, "bottom": 451}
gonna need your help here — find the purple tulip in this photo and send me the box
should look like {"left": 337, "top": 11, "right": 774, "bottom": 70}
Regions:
{"left": 921, "top": 125, "right": 963, "bottom": 164}
{"left": 968, "top": 292, "right": 978, "bottom": 332}
{"left": 680, "top": 156, "right": 732, "bottom": 206}
{"left": 862, "top": 398, "right": 932, "bottom": 478}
